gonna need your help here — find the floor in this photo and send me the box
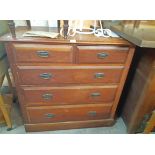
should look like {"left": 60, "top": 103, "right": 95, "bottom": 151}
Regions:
{"left": 0, "top": 101, "right": 127, "bottom": 134}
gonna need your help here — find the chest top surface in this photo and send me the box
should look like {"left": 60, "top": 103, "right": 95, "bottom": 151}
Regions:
{"left": 0, "top": 26, "right": 133, "bottom": 46}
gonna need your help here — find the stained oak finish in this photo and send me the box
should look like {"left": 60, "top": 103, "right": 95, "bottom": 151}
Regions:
{"left": 0, "top": 26, "right": 135, "bottom": 132}
{"left": 25, "top": 119, "right": 115, "bottom": 132}
{"left": 21, "top": 85, "right": 117, "bottom": 106}
{"left": 26, "top": 104, "right": 112, "bottom": 123}
{"left": 78, "top": 46, "right": 129, "bottom": 64}
{"left": 13, "top": 44, "right": 73, "bottom": 63}
{"left": 17, "top": 66, "right": 123, "bottom": 85}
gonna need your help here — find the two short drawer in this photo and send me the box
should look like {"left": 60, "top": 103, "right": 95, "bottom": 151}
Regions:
{"left": 12, "top": 43, "right": 129, "bottom": 64}
{"left": 26, "top": 104, "right": 112, "bottom": 123}
{"left": 21, "top": 85, "right": 117, "bottom": 106}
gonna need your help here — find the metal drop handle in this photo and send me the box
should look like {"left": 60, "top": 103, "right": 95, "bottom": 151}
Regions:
{"left": 37, "top": 51, "right": 49, "bottom": 58}
{"left": 40, "top": 73, "right": 52, "bottom": 79}
{"left": 45, "top": 113, "right": 56, "bottom": 118}
{"left": 42, "top": 94, "right": 53, "bottom": 100}
{"left": 97, "top": 52, "right": 108, "bottom": 59}
{"left": 88, "top": 111, "right": 97, "bottom": 116}
{"left": 94, "top": 73, "right": 105, "bottom": 78}
{"left": 91, "top": 92, "right": 101, "bottom": 97}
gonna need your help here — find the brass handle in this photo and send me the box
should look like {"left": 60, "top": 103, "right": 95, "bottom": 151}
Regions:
{"left": 45, "top": 113, "right": 56, "bottom": 118}
{"left": 42, "top": 94, "right": 53, "bottom": 100}
{"left": 91, "top": 92, "right": 101, "bottom": 97}
{"left": 88, "top": 111, "right": 97, "bottom": 116}
{"left": 37, "top": 51, "right": 49, "bottom": 58}
{"left": 95, "top": 73, "right": 104, "bottom": 78}
{"left": 40, "top": 73, "right": 52, "bottom": 79}
{"left": 97, "top": 52, "right": 108, "bottom": 59}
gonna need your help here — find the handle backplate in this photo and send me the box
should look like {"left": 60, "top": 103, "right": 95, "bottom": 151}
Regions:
{"left": 97, "top": 52, "right": 108, "bottom": 59}
{"left": 37, "top": 51, "right": 49, "bottom": 58}
{"left": 40, "top": 73, "right": 52, "bottom": 79}
{"left": 95, "top": 73, "right": 105, "bottom": 78}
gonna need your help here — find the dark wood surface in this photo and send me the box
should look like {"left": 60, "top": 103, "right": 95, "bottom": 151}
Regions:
{"left": 0, "top": 26, "right": 135, "bottom": 132}
{"left": 122, "top": 48, "right": 155, "bottom": 133}
{"left": 111, "top": 23, "right": 155, "bottom": 48}
{"left": 111, "top": 22, "right": 155, "bottom": 133}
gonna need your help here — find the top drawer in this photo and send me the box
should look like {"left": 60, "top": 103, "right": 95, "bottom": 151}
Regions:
{"left": 12, "top": 44, "right": 73, "bottom": 63}
{"left": 77, "top": 46, "right": 129, "bottom": 64}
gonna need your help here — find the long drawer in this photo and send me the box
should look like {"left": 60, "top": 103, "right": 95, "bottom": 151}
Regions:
{"left": 21, "top": 85, "right": 117, "bottom": 106}
{"left": 17, "top": 65, "right": 124, "bottom": 85}
{"left": 77, "top": 46, "right": 129, "bottom": 64}
{"left": 26, "top": 104, "right": 112, "bottom": 123}
{"left": 12, "top": 44, "right": 73, "bottom": 63}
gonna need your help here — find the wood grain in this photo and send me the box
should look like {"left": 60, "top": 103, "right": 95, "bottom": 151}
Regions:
{"left": 12, "top": 43, "right": 74, "bottom": 63}
{"left": 17, "top": 65, "right": 124, "bottom": 85}
{"left": 78, "top": 46, "right": 129, "bottom": 64}
{"left": 1, "top": 26, "right": 135, "bottom": 132}
{"left": 21, "top": 85, "right": 117, "bottom": 106}
{"left": 26, "top": 104, "right": 112, "bottom": 123}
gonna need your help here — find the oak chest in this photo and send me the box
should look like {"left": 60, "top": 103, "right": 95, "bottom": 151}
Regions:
{"left": 0, "top": 27, "right": 135, "bottom": 132}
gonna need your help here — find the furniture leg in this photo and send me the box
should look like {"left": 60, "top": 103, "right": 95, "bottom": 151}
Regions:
{"left": 0, "top": 95, "right": 12, "bottom": 130}
{"left": 143, "top": 111, "right": 155, "bottom": 134}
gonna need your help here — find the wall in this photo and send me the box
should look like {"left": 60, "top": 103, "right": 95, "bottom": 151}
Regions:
{"left": 0, "top": 20, "right": 9, "bottom": 58}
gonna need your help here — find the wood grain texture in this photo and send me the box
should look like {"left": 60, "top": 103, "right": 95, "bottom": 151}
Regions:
{"left": 25, "top": 118, "right": 115, "bottom": 132}
{"left": 17, "top": 65, "right": 124, "bottom": 85}
{"left": 0, "top": 26, "right": 133, "bottom": 46}
{"left": 12, "top": 43, "right": 74, "bottom": 63}
{"left": 122, "top": 48, "right": 155, "bottom": 133}
{"left": 26, "top": 104, "right": 112, "bottom": 123}
{"left": 21, "top": 85, "right": 117, "bottom": 106}
{"left": 1, "top": 27, "right": 135, "bottom": 132}
{"left": 78, "top": 46, "right": 129, "bottom": 64}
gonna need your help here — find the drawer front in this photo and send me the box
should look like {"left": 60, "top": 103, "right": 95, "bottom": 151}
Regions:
{"left": 22, "top": 85, "right": 117, "bottom": 106}
{"left": 12, "top": 44, "right": 73, "bottom": 63}
{"left": 17, "top": 66, "right": 123, "bottom": 85}
{"left": 26, "top": 104, "right": 112, "bottom": 123}
{"left": 78, "top": 46, "right": 129, "bottom": 64}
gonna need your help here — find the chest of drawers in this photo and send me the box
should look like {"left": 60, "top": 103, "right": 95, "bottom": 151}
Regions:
{"left": 0, "top": 27, "right": 135, "bottom": 132}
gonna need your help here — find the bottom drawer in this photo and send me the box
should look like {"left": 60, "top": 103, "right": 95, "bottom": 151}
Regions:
{"left": 26, "top": 104, "right": 112, "bottom": 123}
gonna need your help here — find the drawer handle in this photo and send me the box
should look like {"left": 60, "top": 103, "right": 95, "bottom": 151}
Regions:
{"left": 88, "top": 111, "right": 97, "bottom": 116}
{"left": 37, "top": 51, "right": 49, "bottom": 58}
{"left": 97, "top": 52, "right": 108, "bottom": 59}
{"left": 45, "top": 113, "right": 56, "bottom": 118}
{"left": 42, "top": 94, "right": 53, "bottom": 100}
{"left": 91, "top": 92, "right": 101, "bottom": 97}
{"left": 40, "top": 73, "right": 52, "bottom": 79}
{"left": 95, "top": 73, "right": 105, "bottom": 78}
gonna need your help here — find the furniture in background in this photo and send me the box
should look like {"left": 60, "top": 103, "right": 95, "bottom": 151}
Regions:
{"left": 143, "top": 110, "right": 155, "bottom": 133}
{"left": 0, "top": 20, "right": 13, "bottom": 130}
{"left": 0, "top": 22, "right": 135, "bottom": 132}
{"left": 111, "top": 21, "right": 155, "bottom": 133}
{"left": 0, "top": 56, "right": 13, "bottom": 130}
{"left": 8, "top": 20, "right": 63, "bottom": 38}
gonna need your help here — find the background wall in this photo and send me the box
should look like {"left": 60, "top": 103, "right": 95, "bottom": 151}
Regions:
{"left": 14, "top": 20, "right": 58, "bottom": 27}
{"left": 0, "top": 20, "right": 9, "bottom": 58}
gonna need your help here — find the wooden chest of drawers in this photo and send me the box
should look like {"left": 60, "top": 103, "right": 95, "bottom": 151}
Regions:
{"left": 0, "top": 27, "right": 135, "bottom": 132}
